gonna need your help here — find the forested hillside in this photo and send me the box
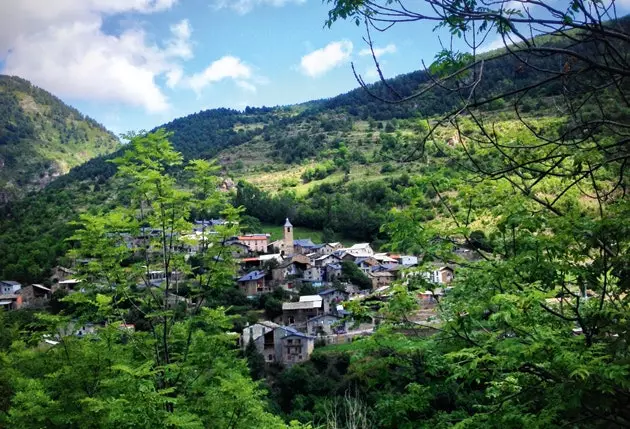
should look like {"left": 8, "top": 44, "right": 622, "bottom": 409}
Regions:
{"left": 0, "top": 75, "right": 119, "bottom": 202}
{"left": 0, "top": 16, "right": 627, "bottom": 284}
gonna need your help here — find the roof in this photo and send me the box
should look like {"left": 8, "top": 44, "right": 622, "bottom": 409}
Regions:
{"left": 31, "top": 284, "right": 51, "bottom": 292}
{"left": 284, "top": 218, "right": 293, "bottom": 227}
{"left": 370, "top": 271, "right": 394, "bottom": 278}
{"left": 0, "top": 301, "right": 13, "bottom": 306}
{"left": 238, "top": 271, "right": 266, "bottom": 282}
{"left": 316, "top": 254, "right": 339, "bottom": 261}
{"left": 58, "top": 279, "right": 81, "bottom": 284}
{"left": 327, "top": 242, "right": 342, "bottom": 247}
{"left": 238, "top": 234, "right": 269, "bottom": 241}
{"left": 259, "top": 254, "right": 282, "bottom": 261}
{"left": 327, "top": 263, "right": 342, "bottom": 270}
{"left": 294, "top": 238, "right": 316, "bottom": 248}
{"left": 349, "top": 243, "right": 371, "bottom": 250}
{"left": 282, "top": 300, "right": 322, "bottom": 310}
{"left": 1, "top": 280, "right": 21, "bottom": 286}
{"left": 258, "top": 321, "right": 281, "bottom": 329}
{"left": 299, "top": 295, "right": 322, "bottom": 302}
{"left": 318, "top": 288, "right": 348, "bottom": 296}
{"left": 279, "top": 326, "right": 315, "bottom": 339}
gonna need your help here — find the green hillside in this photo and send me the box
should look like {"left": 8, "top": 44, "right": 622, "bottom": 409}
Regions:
{"left": 0, "top": 20, "right": 626, "bottom": 282}
{"left": 0, "top": 75, "right": 120, "bottom": 202}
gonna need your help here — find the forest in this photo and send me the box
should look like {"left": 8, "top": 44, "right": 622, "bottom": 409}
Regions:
{"left": 1, "top": 0, "right": 630, "bottom": 427}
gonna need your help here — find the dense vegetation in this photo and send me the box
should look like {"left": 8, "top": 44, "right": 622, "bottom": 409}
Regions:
{"left": 1, "top": 2, "right": 630, "bottom": 427}
{"left": 0, "top": 75, "right": 119, "bottom": 201}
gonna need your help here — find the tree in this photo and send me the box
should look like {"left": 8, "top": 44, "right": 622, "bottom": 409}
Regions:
{"left": 340, "top": 261, "right": 372, "bottom": 290}
{"left": 326, "top": 1, "right": 630, "bottom": 426}
{"left": 1, "top": 130, "right": 298, "bottom": 428}
{"left": 244, "top": 337, "right": 266, "bottom": 381}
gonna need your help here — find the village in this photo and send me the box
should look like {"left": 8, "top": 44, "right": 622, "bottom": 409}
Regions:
{"left": 0, "top": 217, "right": 456, "bottom": 365}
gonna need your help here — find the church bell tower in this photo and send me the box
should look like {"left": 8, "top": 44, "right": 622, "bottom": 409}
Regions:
{"left": 283, "top": 218, "right": 294, "bottom": 256}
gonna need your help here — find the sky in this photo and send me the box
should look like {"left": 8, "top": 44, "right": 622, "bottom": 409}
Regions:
{"left": 1, "top": 0, "right": 628, "bottom": 135}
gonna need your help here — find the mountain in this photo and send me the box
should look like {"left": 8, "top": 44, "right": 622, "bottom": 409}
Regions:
{"left": 0, "top": 25, "right": 621, "bottom": 283}
{"left": 0, "top": 75, "right": 120, "bottom": 202}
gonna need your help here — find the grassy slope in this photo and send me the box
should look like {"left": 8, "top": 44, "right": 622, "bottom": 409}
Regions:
{"left": 0, "top": 75, "right": 120, "bottom": 200}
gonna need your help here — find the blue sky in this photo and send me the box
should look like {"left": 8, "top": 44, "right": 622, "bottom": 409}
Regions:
{"left": 1, "top": 1, "right": 628, "bottom": 135}
{"left": 0, "top": 0, "right": 453, "bottom": 135}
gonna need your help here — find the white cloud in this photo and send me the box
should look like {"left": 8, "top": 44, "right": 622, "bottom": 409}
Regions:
{"left": 358, "top": 43, "right": 397, "bottom": 58}
{"left": 214, "top": 0, "right": 306, "bottom": 14}
{"left": 299, "top": 40, "right": 353, "bottom": 78}
{"left": 0, "top": 1, "right": 195, "bottom": 113}
{"left": 186, "top": 56, "right": 254, "bottom": 93}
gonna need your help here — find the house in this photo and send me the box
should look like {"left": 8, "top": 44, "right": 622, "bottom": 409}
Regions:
{"left": 281, "top": 295, "right": 323, "bottom": 326}
{"left": 227, "top": 241, "right": 251, "bottom": 258}
{"left": 318, "top": 288, "right": 349, "bottom": 314}
{"left": 50, "top": 266, "right": 76, "bottom": 284}
{"left": 325, "top": 263, "right": 343, "bottom": 282}
{"left": 355, "top": 257, "right": 379, "bottom": 275}
{"left": 0, "top": 295, "right": 22, "bottom": 310}
{"left": 313, "top": 253, "right": 341, "bottom": 267}
{"left": 307, "top": 314, "right": 347, "bottom": 336}
{"left": 318, "top": 242, "right": 344, "bottom": 255}
{"left": 241, "top": 321, "right": 281, "bottom": 348}
{"left": 293, "top": 238, "right": 319, "bottom": 255}
{"left": 272, "top": 259, "right": 308, "bottom": 282}
{"left": 237, "top": 234, "right": 270, "bottom": 253}
{"left": 0, "top": 281, "right": 22, "bottom": 295}
{"left": 369, "top": 271, "right": 395, "bottom": 288}
{"left": 242, "top": 323, "right": 315, "bottom": 366}
{"left": 193, "top": 219, "right": 227, "bottom": 233}
{"left": 302, "top": 266, "right": 323, "bottom": 282}
{"left": 373, "top": 253, "right": 399, "bottom": 264}
{"left": 427, "top": 266, "right": 454, "bottom": 285}
{"left": 19, "top": 284, "right": 51, "bottom": 307}
{"left": 399, "top": 255, "right": 419, "bottom": 266}
{"left": 343, "top": 243, "right": 374, "bottom": 257}
{"left": 281, "top": 329, "right": 315, "bottom": 366}
{"left": 51, "top": 279, "right": 82, "bottom": 293}
{"left": 237, "top": 271, "right": 269, "bottom": 296}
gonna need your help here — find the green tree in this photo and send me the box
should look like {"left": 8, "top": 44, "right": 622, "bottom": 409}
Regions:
{"left": 1, "top": 130, "right": 298, "bottom": 428}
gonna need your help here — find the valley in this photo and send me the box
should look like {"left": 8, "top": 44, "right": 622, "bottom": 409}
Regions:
{"left": 0, "top": 2, "right": 629, "bottom": 428}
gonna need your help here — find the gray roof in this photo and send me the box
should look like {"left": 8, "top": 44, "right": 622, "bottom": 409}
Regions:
{"left": 238, "top": 271, "right": 266, "bottom": 282}
{"left": 282, "top": 300, "right": 322, "bottom": 310}
{"left": 284, "top": 218, "right": 293, "bottom": 227}
{"left": 1, "top": 280, "right": 21, "bottom": 286}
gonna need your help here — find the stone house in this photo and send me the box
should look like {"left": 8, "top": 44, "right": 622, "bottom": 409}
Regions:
{"left": 318, "top": 288, "right": 349, "bottom": 314}
{"left": 307, "top": 314, "right": 346, "bottom": 336}
{"left": 369, "top": 271, "right": 395, "bottom": 289}
{"left": 281, "top": 295, "right": 323, "bottom": 327}
{"left": 242, "top": 324, "right": 315, "bottom": 366}
{"left": 237, "top": 234, "right": 270, "bottom": 253}
{"left": 344, "top": 243, "right": 374, "bottom": 257}
{"left": 318, "top": 242, "right": 344, "bottom": 256}
{"left": 0, "top": 294, "right": 22, "bottom": 310}
{"left": 0, "top": 281, "right": 21, "bottom": 295}
{"left": 19, "top": 284, "right": 51, "bottom": 308}
{"left": 50, "top": 266, "right": 76, "bottom": 284}
{"left": 237, "top": 270, "right": 269, "bottom": 296}
{"left": 325, "top": 263, "right": 343, "bottom": 282}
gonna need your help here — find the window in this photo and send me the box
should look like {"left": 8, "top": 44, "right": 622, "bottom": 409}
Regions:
{"left": 287, "top": 339, "right": 293, "bottom": 344}
{"left": 296, "top": 339, "right": 301, "bottom": 345}
{"left": 288, "top": 227, "right": 291, "bottom": 232}
{"left": 298, "top": 355, "right": 303, "bottom": 360}
{"left": 268, "top": 354, "right": 273, "bottom": 361}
